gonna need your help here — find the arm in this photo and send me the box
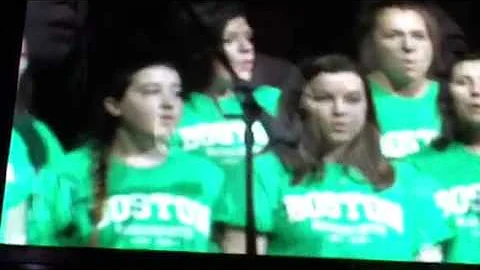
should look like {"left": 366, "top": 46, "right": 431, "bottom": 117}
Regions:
{"left": 3, "top": 202, "right": 28, "bottom": 245}
{"left": 416, "top": 245, "right": 444, "bottom": 263}
{"left": 27, "top": 169, "right": 75, "bottom": 247}
{"left": 221, "top": 227, "right": 268, "bottom": 255}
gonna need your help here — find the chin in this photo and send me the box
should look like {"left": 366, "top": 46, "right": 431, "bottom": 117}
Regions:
{"left": 153, "top": 128, "right": 174, "bottom": 140}
{"left": 330, "top": 134, "right": 354, "bottom": 146}
{"left": 237, "top": 71, "right": 252, "bottom": 82}
{"left": 466, "top": 118, "right": 480, "bottom": 127}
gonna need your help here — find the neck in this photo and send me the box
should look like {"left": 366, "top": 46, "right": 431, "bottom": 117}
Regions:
{"left": 206, "top": 76, "right": 234, "bottom": 99}
{"left": 323, "top": 144, "right": 349, "bottom": 163}
{"left": 465, "top": 129, "right": 480, "bottom": 154}
{"left": 369, "top": 71, "right": 428, "bottom": 98}
{"left": 298, "top": 128, "right": 342, "bottom": 165}
{"left": 207, "top": 87, "right": 234, "bottom": 99}
{"left": 110, "top": 128, "right": 169, "bottom": 168}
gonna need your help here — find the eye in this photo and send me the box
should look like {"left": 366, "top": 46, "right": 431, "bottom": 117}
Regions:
{"left": 223, "top": 38, "right": 233, "bottom": 44}
{"left": 382, "top": 30, "right": 401, "bottom": 39}
{"left": 305, "top": 92, "right": 330, "bottom": 102}
{"left": 140, "top": 88, "right": 161, "bottom": 95}
{"left": 411, "top": 31, "right": 427, "bottom": 40}
{"left": 344, "top": 92, "right": 363, "bottom": 103}
{"left": 313, "top": 95, "right": 330, "bottom": 102}
{"left": 222, "top": 33, "right": 236, "bottom": 44}
{"left": 452, "top": 77, "right": 469, "bottom": 86}
{"left": 383, "top": 32, "right": 397, "bottom": 39}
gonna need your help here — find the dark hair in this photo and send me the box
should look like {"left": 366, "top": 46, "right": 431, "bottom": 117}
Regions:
{"left": 87, "top": 54, "right": 185, "bottom": 246}
{"left": 168, "top": 1, "right": 246, "bottom": 92}
{"left": 191, "top": 1, "right": 246, "bottom": 46}
{"left": 273, "top": 54, "right": 392, "bottom": 189}
{"left": 357, "top": 0, "right": 442, "bottom": 78}
{"left": 432, "top": 51, "right": 480, "bottom": 150}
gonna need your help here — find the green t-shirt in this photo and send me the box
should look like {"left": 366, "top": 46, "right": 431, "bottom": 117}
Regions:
{"left": 216, "top": 152, "right": 453, "bottom": 261}
{"left": 28, "top": 145, "right": 225, "bottom": 253}
{"left": 370, "top": 79, "right": 442, "bottom": 159}
{"left": 170, "top": 85, "right": 280, "bottom": 252}
{"left": 1, "top": 129, "right": 36, "bottom": 243}
{"left": 31, "top": 118, "right": 65, "bottom": 167}
{"left": 406, "top": 142, "right": 480, "bottom": 264}
{"left": 14, "top": 115, "right": 65, "bottom": 171}
{"left": 171, "top": 85, "right": 281, "bottom": 177}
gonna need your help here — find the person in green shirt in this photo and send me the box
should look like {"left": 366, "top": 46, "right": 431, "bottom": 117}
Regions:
{"left": 27, "top": 55, "right": 225, "bottom": 253}
{"left": 14, "top": 37, "right": 65, "bottom": 172}
{"left": 1, "top": 129, "right": 37, "bottom": 245}
{"left": 170, "top": 3, "right": 283, "bottom": 252}
{"left": 216, "top": 54, "right": 453, "bottom": 262}
{"left": 0, "top": 37, "right": 59, "bottom": 246}
{"left": 406, "top": 52, "right": 480, "bottom": 265}
{"left": 171, "top": 1, "right": 288, "bottom": 252}
{"left": 357, "top": 1, "right": 443, "bottom": 159}
{"left": 171, "top": 1, "right": 282, "bottom": 176}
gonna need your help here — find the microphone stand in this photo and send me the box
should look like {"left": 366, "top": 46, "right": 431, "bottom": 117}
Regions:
{"left": 234, "top": 80, "right": 261, "bottom": 255}
{"left": 178, "top": 2, "right": 259, "bottom": 255}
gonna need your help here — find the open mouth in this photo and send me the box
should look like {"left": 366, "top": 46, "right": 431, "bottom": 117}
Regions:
{"left": 237, "top": 60, "right": 255, "bottom": 72}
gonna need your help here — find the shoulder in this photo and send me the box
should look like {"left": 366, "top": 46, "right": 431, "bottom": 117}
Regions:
{"left": 403, "top": 143, "right": 455, "bottom": 170}
{"left": 40, "top": 144, "right": 95, "bottom": 182}
{"left": 254, "top": 151, "right": 292, "bottom": 190}
{"left": 34, "top": 146, "right": 94, "bottom": 198}
{"left": 427, "top": 80, "right": 441, "bottom": 95}
{"left": 254, "top": 85, "right": 282, "bottom": 100}
{"left": 392, "top": 160, "right": 443, "bottom": 193}
{"left": 9, "top": 129, "right": 29, "bottom": 156}
{"left": 253, "top": 85, "right": 282, "bottom": 116}
{"left": 31, "top": 118, "right": 54, "bottom": 134}
{"left": 255, "top": 151, "right": 285, "bottom": 172}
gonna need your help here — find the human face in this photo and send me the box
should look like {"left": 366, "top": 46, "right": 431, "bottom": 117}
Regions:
{"left": 106, "top": 65, "right": 183, "bottom": 140}
{"left": 450, "top": 60, "right": 480, "bottom": 126}
{"left": 222, "top": 16, "right": 255, "bottom": 81}
{"left": 373, "top": 7, "right": 433, "bottom": 86}
{"left": 301, "top": 72, "right": 367, "bottom": 147}
{"left": 24, "top": 0, "right": 84, "bottom": 63}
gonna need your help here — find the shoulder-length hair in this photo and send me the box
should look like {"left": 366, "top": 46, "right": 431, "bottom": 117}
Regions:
{"left": 432, "top": 51, "right": 480, "bottom": 150}
{"left": 272, "top": 54, "right": 393, "bottom": 189}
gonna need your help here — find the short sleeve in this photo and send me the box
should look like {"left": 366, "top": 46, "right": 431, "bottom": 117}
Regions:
{"left": 213, "top": 152, "right": 285, "bottom": 234}
{"left": 253, "top": 86, "right": 282, "bottom": 116}
{"left": 412, "top": 174, "right": 455, "bottom": 251}
{"left": 27, "top": 167, "right": 79, "bottom": 246}
{"left": 32, "top": 119, "right": 65, "bottom": 167}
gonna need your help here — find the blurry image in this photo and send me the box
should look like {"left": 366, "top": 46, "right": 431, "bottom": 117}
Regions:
{"left": 3, "top": 0, "right": 480, "bottom": 266}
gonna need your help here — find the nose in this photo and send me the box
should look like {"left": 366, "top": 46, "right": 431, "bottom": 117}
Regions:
{"left": 157, "top": 92, "right": 176, "bottom": 110}
{"left": 471, "top": 81, "right": 480, "bottom": 97}
{"left": 239, "top": 37, "right": 253, "bottom": 53}
{"left": 333, "top": 99, "right": 346, "bottom": 116}
{"left": 401, "top": 36, "right": 415, "bottom": 53}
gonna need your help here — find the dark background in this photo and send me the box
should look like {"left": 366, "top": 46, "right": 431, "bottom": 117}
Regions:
{"left": 88, "top": 1, "right": 479, "bottom": 64}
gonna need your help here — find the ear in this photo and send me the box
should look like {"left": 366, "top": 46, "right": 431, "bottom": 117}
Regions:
{"left": 103, "top": 97, "right": 122, "bottom": 117}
